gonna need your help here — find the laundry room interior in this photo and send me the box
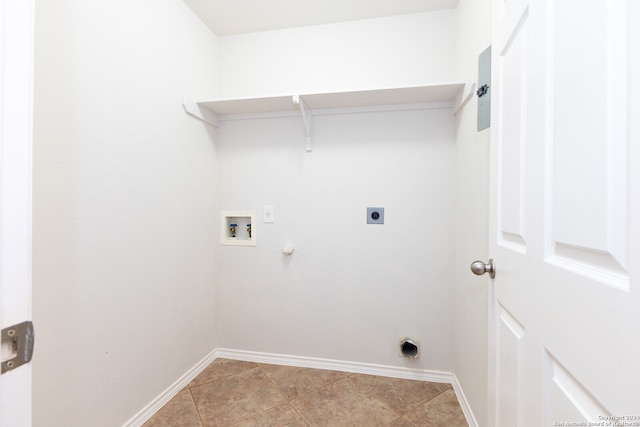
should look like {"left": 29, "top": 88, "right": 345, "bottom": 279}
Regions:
{"left": 31, "top": 0, "right": 492, "bottom": 425}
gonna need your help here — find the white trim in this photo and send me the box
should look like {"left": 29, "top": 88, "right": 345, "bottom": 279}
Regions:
{"left": 0, "top": 0, "right": 34, "bottom": 426}
{"left": 122, "top": 350, "right": 218, "bottom": 427}
{"left": 127, "top": 347, "right": 479, "bottom": 427}
{"left": 450, "top": 374, "right": 480, "bottom": 427}
{"left": 215, "top": 348, "right": 453, "bottom": 383}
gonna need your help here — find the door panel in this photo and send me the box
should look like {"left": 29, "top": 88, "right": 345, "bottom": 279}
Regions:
{"left": 496, "top": 305, "right": 524, "bottom": 427}
{"left": 545, "top": 351, "right": 610, "bottom": 424}
{"left": 497, "top": 15, "right": 528, "bottom": 251}
{"left": 490, "top": 0, "right": 640, "bottom": 425}
{"left": 547, "top": 0, "right": 630, "bottom": 291}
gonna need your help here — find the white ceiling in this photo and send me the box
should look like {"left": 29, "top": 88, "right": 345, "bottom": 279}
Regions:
{"left": 182, "top": 0, "right": 459, "bottom": 36}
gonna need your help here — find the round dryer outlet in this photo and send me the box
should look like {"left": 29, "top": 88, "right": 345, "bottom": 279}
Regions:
{"left": 399, "top": 338, "right": 419, "bottom": 358}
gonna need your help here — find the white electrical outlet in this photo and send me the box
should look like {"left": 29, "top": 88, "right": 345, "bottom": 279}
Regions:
{"left": 263, "top": 205, "right": 275, "bottom": 223}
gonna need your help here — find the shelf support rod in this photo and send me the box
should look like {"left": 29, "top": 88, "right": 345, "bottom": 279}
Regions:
{"left": 293, "top": 95, "right": 311, "bottom": 152}
{"left": 182, "top": 98, "right": 219, "bottom": 128}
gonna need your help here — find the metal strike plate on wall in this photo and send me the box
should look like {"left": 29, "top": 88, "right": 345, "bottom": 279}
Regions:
{"left": 477, "top": 45, "right": 491, "bottom": 131}
{"left": 1, "top": 321, "right": 34, "bottom": 374}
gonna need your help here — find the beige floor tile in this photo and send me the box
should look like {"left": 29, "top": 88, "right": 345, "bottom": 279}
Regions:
{"left": 290, "top": 377, "right": 398, "bottom": 427}
{"left": 350, "top": 373, "right": 452, "bottom": 415}
{"left": 143, "top": 389, "right": 202, "bottom": 427}
{"left": 145, "top": 359, "right": 469, "bottom": 427}
{"left": 403, "top": 388, "right": 468, "bottom": 426}
{"left": 386, "top": 416, "right": 416, "bottom": 427}
{"left": 232, "top": 402, "right": 308, "bottom": 427}
{"left": 191, "top": 367, "right": 285, "bottom": 427}
{"left": 189, "top": 358, "right": 258, "bottom": 388}
{"left": 259, "top": 363, "right": 350, "bottom": 400}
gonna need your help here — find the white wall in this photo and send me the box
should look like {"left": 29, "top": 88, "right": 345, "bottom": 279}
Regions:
{"left": 32, "top": 1, "right": 219, "bottom": 426}
{"left": 213, "top": 11, "right": 460, "bottom": 371}
{"left": 216, "top": 107, "right": 456, "bottom": 370}
{"left": 217, "top": 11, "right": 457, "bottom": 98}
{"left": 453, "top": 0, "right": 492, "bottom": 425}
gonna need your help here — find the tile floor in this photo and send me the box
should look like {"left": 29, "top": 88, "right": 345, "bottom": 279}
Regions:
{"left": 143, "top": 358, "right": 468, "bottom": 427}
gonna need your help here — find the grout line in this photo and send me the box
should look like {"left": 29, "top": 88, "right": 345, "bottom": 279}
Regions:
{"left": 187, "top": 388, "right": 205, "bottom": 427}
{"left": 254, "top": 362, "right": 331, "bottom": 426}
{"left": 188, "top": 359, "right": 259, "bottom": 390}
{"left": 289, "top": 402, "right": 312, "bottom": 427}
{"left": 257, "top": 361, "right": 354, "bottom": 401}
{"left": 225, "top": 401, "right": 312, "bottom": 427}
{"left": 291, "top": 374, "right": 352, "bottom": 401}
{"left": 401, "top": 385, "right": 453, "bottom": 415}
{"left": 347, "top": 376, "right": 405, "bottom": 422}
{"left": 190, "top": 361, "right": 268, "bottom": 426}
{"left": 225, "top": 364, "right": 303, "bottom": 427}
{"left": 226, "top": 407, "right": 274, "bottom": 427}
{"left": 426, "top": 386, "right": 453, "bottom": 403}
{"left": 255, "top": 362, "right": 352, "bottom": 426}
{"left": 257, "top": 363, "right": 290, "bottom": 403}
{"left": 385, "top": 415, "right": 416, "bottom": 427}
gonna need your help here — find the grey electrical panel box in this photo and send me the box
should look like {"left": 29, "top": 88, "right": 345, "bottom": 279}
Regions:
{"left": 477, "top": 45, "right": 491, "bottom": 131}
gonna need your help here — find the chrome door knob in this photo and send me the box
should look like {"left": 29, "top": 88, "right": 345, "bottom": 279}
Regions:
{"left": 471, "top": 259, "right": 496, "bottom": 278}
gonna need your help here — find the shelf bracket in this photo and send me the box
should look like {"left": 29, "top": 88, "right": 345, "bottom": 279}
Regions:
{"left": 292, "top": 95, "right": 311, "bottom": 152}
{"left": 182, "top": 98, "right": 219, "bottom": 128}
{"left": 452, "top": 81, "right": 476, "bottom": 115}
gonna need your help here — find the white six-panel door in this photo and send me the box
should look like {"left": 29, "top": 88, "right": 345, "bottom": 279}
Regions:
{"left": 489, "top": 0, "right": 640, "bottom": 425}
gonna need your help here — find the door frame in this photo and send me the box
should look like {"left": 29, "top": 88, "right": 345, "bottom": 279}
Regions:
{"left": 0, "top": 0, "right": 34, "bottom": 425}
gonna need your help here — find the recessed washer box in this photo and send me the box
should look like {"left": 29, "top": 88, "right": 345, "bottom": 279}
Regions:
{"left": 367, "top": 207, "right": 384, "bottom": 224}
{"left": 221, "top": 211, "right": 256, "bottom": 246}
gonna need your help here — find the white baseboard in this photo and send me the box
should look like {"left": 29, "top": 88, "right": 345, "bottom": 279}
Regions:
{"left": 123, "top": 348, "right": 478, "bottom": 427}
{"left": 122, "top": 349, "right": 218, "bottom": 427}
{"left": 450, "top": 373, "right": 480, "bottom": 427}
{"left": 215, "top": 348, "right": 453, "bottom": 383}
